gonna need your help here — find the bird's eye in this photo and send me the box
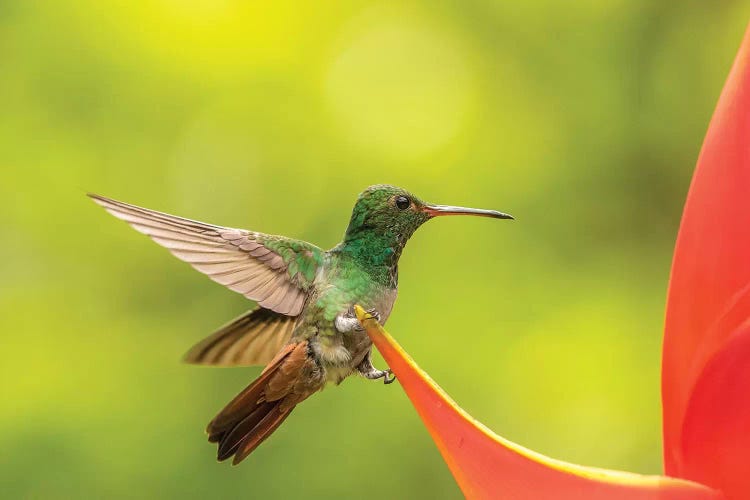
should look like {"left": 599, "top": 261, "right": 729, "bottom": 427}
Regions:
{"left": 395, "top": 196, "right": 411, "bottom": 210}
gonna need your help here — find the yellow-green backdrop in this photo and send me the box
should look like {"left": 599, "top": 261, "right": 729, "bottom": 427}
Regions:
{"left": 2, "top": 2, "right": 749, "bottom": 498}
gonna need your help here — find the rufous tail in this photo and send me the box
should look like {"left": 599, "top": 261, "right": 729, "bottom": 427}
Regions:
{"left": 206, "top": 341, "right": 315, "bottom": 465}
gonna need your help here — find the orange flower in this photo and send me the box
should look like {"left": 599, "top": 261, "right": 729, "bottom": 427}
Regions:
{"left": 355, "top": 305, "right": 719, "bottom": 500}
{"left": 355, "top": 22, "right": 750, "bottom": 500}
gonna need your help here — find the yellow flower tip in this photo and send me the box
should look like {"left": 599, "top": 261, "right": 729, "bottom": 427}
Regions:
{"left": 353, "top": 304, "right": 377, "bottom": 325}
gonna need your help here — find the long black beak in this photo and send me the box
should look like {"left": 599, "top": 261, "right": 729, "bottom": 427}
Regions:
{"left": 422, "top": 204, "right": 513, "bottom": 220}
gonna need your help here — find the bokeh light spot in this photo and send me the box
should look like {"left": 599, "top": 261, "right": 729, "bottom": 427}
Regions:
{"left": 325, "top": 10, "right": 477, "bottom": 160}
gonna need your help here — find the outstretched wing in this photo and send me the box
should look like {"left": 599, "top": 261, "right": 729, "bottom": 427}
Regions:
{"left": 184, "top": 308, "right": 297, "bottom": 366}
{"left": 89, "top": 194, "right": 324, "bottom": 316}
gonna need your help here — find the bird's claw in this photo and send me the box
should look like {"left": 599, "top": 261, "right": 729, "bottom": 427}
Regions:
{"left": 365, "top": 308, "right": 381, "bottom": 323}
{"left": 358, "top": 362, "right": 396, "bottom": 385}
{"left": 342, "top": 306, "right": 381, "bottom": 332}
{"left": 365, "top": 368, "right": 395, "bottom": 385}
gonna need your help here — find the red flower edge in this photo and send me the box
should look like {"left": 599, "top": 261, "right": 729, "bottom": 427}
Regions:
{"left": 662, "top": 23, "right": 750, "bottom": 498}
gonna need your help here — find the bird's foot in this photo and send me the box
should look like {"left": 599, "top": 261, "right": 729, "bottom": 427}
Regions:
{"left": 335, "top": 308, "right": 362, "bottom": 333}
{"left": 361, "top": 367, "right": 396, "bottom": 385}
{"left": 364, "top": 308, "right": 381, "bottom": 323}
{"left": 357, "top": 350, "right": 396, "bottom": 385}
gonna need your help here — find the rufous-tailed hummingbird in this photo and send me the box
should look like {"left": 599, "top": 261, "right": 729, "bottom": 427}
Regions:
{"left": 89, "top": 185, "right": 511, "bottom": 464}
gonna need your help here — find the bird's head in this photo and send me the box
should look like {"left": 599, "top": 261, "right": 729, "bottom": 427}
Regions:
{"left": 341, "top": 184, "right": 512, "bottom": 264}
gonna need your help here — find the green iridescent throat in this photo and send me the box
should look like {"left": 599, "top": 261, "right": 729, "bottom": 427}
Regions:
{"left": 334, "top": 232, "right": 401, "bottom": 286}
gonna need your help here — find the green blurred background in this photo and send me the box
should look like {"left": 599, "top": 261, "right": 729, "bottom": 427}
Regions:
{"left": 2, "top": 1, "right": 750, "bottom": 498}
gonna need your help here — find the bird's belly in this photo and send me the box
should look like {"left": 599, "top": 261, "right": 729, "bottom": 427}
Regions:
{"left": 325, "top": 364, "right": 355, "bottom": 385}
{"left": 317, "top": 337, "right": 354, "bottom": 366}
{"left": 315, "top": 328, "right": 367, "bottom": 384}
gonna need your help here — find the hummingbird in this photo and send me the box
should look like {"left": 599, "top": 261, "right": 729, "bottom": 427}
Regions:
{"left": 89, "top": 185, "right": 511, "bottom": 465}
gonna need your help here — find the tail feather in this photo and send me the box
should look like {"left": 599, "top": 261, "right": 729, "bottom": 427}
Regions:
{"left": 216, "top": 401, "right": 281, "bottom": 460}
{"left": 231, "top": 404, "right": 294, "bottom": 465}
{"left": 206, "top": 341, "right": 313, "bottom": 465}
{"left": 207, "top": 344, "right": 294, "bottom": 439}
{"left": 216, "top": 402, "right": 274, "bottom": 455}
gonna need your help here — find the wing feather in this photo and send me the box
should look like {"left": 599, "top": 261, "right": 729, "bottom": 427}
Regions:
{"left": 185, "top": 308, "right": 297, "bottom": 366}
{"left": 89, "top": 194, "right": 323, "bottom": 316}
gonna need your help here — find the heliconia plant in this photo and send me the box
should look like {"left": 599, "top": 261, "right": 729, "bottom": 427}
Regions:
{"left": 354, "top": 22, "right": 750, "bottom": 500}
{"left": 354, "top": 306, "right": 720, "bottom": 500}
